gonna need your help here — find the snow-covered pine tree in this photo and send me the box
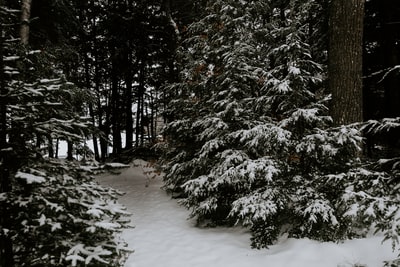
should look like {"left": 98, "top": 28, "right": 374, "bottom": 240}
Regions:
{"left": 342, "top": 117, "right": 400, "bottom": 265}
{"left": 163, "top": 0, "right": 369, "bottom": 248}
{"left": 7, "top": 159, "right": 132, "bottom": 267}
{"left": 0, "top": 4, "right": 132, "bottom": 265}
{"left": 216, "top": 0, "right": 364, "bottom": 246}
{"left": 162, "top": 0, "right": 270, "bottom": 223}
{"left": 8, "top": 75, "right": 93, "bottom": 161}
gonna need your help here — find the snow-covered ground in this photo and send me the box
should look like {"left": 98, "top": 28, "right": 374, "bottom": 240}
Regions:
{"left": 97, "top": 160, "right": 397, "bottom": 267}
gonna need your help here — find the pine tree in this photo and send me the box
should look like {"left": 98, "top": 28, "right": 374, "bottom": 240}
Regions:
{"left": 162, "top": 0, "right": 368, "bottom": 248}
{"left": 7, "top": 159, "right": 132, "bottom": 266}
{"left": 0, "top": 1, "right": 132, "bottom": 265}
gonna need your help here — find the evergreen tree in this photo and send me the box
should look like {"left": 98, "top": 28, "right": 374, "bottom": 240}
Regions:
{"left": 0, "top": 1, "right": 132, "bottom": 265}
{"left": 162, "top": 0, "right": 369, "bottom": 248}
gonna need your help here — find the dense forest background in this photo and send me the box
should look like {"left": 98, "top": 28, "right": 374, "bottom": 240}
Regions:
{"left": 1, "top": 0, "right": 400, "bottom": 266}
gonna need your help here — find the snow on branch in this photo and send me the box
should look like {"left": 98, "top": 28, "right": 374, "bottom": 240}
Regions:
{"left": 378, "top": 65, "right": 400, "bottom": 84}
{"left": 363, "top": 117, "right": 400, "bottom": 134}
{"left": 15, "top": 171, "right": 46, "bottom": 184}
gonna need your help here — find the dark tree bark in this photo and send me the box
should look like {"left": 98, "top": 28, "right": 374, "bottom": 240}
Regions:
{"left": 136, "top": 61, "right": 145, "bottom": 147}
{"left": 84, "top": 54, "right": 100, "bottom": 160}
{"left": 97, "top": 95, "right": 108, "bottom": 161}
{"left": 99, "top": 95, "right": 111, "bottom": 161}
{"left": 125, "top": 81, "right": 134, "bottom": 149}
{"left": 329, "top": 0, "right": 365, "bottom": 125}
{"left": 67, "top": 141, "right": 73, "bottom": 161}
{"left": 20, "top": 0, "right": 32, "bottom": 45}
{"left": 124, "top": 49, "right": 134, "bottom": 150}
{"left": 111, "top": 59, "right": 122, "bottom": 154}
{"left": 55, "top": 138, "right": 59, "bottom": 158}
{"left": 149, "top": 90, "right": 156, "bottom": 144}
{"left": 47, "top": 135, "right": 54, "bottom": 158}
{"left": 88, "top": 103, "right": 100, "bottom": 160}
{"left": 92, "top": 23, "right": 108, "bottom": 161}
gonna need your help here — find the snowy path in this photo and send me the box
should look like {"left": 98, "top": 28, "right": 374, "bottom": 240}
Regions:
{"left": 97, "top": 160, "right": 396, "bottom": 267}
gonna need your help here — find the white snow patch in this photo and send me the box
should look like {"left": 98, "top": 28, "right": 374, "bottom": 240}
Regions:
{"left": 97, "top": 161, "right": 397, "bottom": 267}
{"left": 277, "top": 80, "right": 290, "bottom": 93}
{"left": 87, "top": 208, "right": 104, "bottom": 218}
{"left": 105, "top": 162, "right": 130, "bottom": 168}
{"left": 288, "top": 65, "right": 301, "bottom": 75}
{"left": 15, "top": 171, "right": 46, "bottom": 184}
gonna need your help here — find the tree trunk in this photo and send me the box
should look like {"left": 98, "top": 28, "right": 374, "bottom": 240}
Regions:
{"left": 145, "top": 101, "right": 150, "bottom": 142}
{"left": 111, "top": 61, "right": 122, "bottom": 154}
{"left": 125, "top": 81, "right": 134, "bottom": 149}
{"left": 93, "top": 43, "right": 107, "bottom": 160}
{"left": 84, "top": 53, "right": 100, "bottom": 160}
{"left": 47, "top": 135, "right": 54, "bottom": 158}
{"left": 20, "top": 0, "right": 32, "bottom": 46}
{"left": 67, "top": 141, "right": 73, "bottom": 160}
{"left": 89, "top": 104, "right": 100, "bottom": 160}
{"left": 163, "top": 0, "right": 180, "bottom": 38}
{"left": 125, "top": 50, "right": 134, "bottom": 150}
{"left": 98, "top": 97, "right": 108, "bottom": 161}
{"left": 55, "top": 138, "right": 59, "bottom": 158}
{"left": 149, "top": 90, "right": 156, "bottom": 144}
{"left": 136, "top": 61, "right": 145, "bottom": 147}
{"left": 329, "top": 0, "right": 365, "bottom": 125}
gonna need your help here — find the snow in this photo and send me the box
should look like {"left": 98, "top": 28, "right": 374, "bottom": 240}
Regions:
{"left": 105, "top": 162, "right": 131, "bottom": 168}
{"left": 15, "top": 171, "right": 46, "bottom": 184}
{"left": 97, "top": 160, "right": 397, "bottom": 267}
{"left": 66, "top": 244, "right": 111, "bottom": 266}
{"left": 3, "top": 55, "right": 20, "bottom": 61}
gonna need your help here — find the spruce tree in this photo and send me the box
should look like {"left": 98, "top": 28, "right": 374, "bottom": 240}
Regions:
{"left": 0, "top": 1, "right": 132, "bottom": 265}
{"left": 162, "top": 0, "right": 368, "bottom": 248}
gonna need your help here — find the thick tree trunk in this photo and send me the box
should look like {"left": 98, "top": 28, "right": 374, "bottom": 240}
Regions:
{"left": 329, "top": 0, "right": 365, "bottom": 125}
{"left": 20, "top": 0, "right": 32, "bottom": 46}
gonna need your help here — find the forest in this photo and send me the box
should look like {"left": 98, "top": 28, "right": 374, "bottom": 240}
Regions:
{"left": 1, "top": 0, "right": 400, "bottom": 266}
